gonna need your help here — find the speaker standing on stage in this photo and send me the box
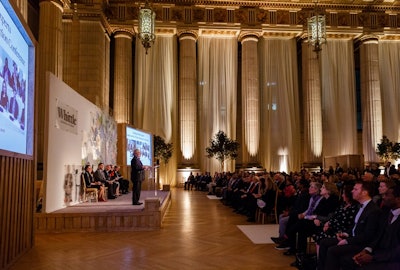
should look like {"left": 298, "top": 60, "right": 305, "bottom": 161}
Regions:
{"left": 131, "top": 149, "right": 147, "bottom": 205}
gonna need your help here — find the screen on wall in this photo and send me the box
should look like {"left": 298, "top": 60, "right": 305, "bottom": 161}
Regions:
{"left": 126, "top": 126, "right": 153, "bottom": 167}
{"left": 0, "top": 0, "right": 35, "bottom": 158}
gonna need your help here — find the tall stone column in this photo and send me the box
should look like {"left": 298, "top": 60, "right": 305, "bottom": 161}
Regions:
{"left": 113, "top": 31, "right": 133, "bottom": 124}
{"left": 240, "top": 33, "right": 260, "bottom": 166}
{"left": 37, "top": 0, "right": 64, "bottom": 174}
{"left": 302, "top": 42, "right": 323, "bottom": 165}
{"left": 12, "top": 0, "right": 28, "bottom": 21}
{"left": 360, "top": 37, "right": 382, "bottom": 163}
{"left": 178, "top": 31, "right": 198, "bottom": 164}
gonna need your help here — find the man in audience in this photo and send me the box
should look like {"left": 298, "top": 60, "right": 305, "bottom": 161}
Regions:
{"left": 318, "top": 181, "right": 381, "bottom": 270}
{"left": 349, "top": 184, "right": 400, "bottom": 270}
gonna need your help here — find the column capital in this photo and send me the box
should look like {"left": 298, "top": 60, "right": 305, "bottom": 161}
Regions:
{"left": 114, "top": 30, "right": 134, "bottom": 40}
{"left": 177, "top": 30, "right": 198, "bottom": 41}
{"left": 238, "top": 31, "right": 261, "bottom": 43}
{"left": 39, "top": 0, "right": 65, "bottom": 11}
{"left": 359, "top": 34, "right": 379, "bottom": 44}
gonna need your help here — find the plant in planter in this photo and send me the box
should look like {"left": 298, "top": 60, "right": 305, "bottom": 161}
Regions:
{"left": 153, "top": 135, "right": 173, "bottom": 188}
{"left": 376, "top": 135, "right": 400, "bottom": 162}
{"left": 206, "top": 130, "right": 239, "bottom": 171}
{"left": 154, "top": 135, "right": 173, "bottom": 164}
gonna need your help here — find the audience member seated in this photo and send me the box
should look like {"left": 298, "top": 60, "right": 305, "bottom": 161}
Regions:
{"left": 282, "top": 182, "right": 339, "bottom": 264}
{"left": 184, "top": 172, "right": 195, "bottom": 190}
{"left": 231, "top": 172, "right": 252, "bottom": 213}
{"left": 82, "top": 164, "right": 106, "bottom": 201}
{"left": 314, "top": 184, "right": 358, "bottom": 255}
{"left": 258, "top": 175, "right": 278, "bottom": 215}
{"left": 281, "top": 182, "right": 339, "bottom": 255}
{"left": 317, "top": 180, "right": 381, "bottom": 270}
{"left": 349, "top": 184, "right": 400, "bottom": 270}
{"left": 243, "top": 175, "right": 267, "bottom": 222}
{"left": 373, "top": 177, "right": 395, "bottom": 209}
{"left": 272, "top": 179, "right": 310, "bottom": 245}
{"left": 221, "top": 173, "right": 241, "bottom": 205}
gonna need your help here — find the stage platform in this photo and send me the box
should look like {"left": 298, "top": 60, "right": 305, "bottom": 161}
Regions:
{"left": 34, "top": 190, "right": 171, "bottom": 233}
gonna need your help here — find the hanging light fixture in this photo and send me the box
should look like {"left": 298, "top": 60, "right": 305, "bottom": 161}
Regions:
{"left": 138, "top": 0, "right": 156, "bottom": 54}
{"left": 307, "top": 2, "right": 326, "bottom": 55}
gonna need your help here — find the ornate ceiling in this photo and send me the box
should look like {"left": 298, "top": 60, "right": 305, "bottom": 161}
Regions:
{"left": 65, "top": 0, "right": 400, "bottom": 39}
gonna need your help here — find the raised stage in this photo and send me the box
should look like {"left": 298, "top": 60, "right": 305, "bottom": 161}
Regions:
{"left": 34, "top": 190, "right": 171, "bottom": 233}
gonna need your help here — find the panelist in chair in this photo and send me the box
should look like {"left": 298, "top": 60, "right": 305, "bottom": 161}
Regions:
{"left": 82, "top": 164, "right": 105, "bottom": 201}
{"left": 131, "top": 149, "right": 149, "bottom": 205}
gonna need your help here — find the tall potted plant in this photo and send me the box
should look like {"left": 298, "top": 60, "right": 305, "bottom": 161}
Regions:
{"left": 154, "top": 135, "right": 173, "bottom": 188}
{"left": 206, "top": 130, "right": 239, "bottom": 171}
{"left": 376, "top": 135, "right": 400, "bottom": 162}
{"left": 154, "top": 135, "right": 173, "bottom": 165}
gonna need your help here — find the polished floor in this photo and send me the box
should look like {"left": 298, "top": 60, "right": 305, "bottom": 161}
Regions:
{"left": 10, "top": 189, "right": 294, "bottom": 270}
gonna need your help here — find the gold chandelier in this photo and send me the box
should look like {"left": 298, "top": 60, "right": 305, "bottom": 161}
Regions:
{"left": 138, "top": 0, "right": 156, "bottom": 54}
{"left": 307, "top": 2, "right": 326, "bottom": 55}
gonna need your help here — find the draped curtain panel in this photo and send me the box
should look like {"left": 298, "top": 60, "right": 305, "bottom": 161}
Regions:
{"left": 134, "top": 36, "right": 178, "bottom": 185}
{"left": 379, "top": 41, "right": 400, "bottom": 143}
{"left": 198, "top": 36, "right": 238, "bottom": 173}
{"left": 321, "top": 39, "right": 357, "bottom": 157}
{"left": 259, "top": 37, "right": 301, "bottom": 172}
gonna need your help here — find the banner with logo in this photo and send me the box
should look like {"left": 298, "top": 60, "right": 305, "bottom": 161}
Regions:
{"left": 55, "top": 99, "right": 78, "bottom": 134}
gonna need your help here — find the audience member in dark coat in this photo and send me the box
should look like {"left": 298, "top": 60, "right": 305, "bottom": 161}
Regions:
{"left": 348, "top": 185, "right": 400, "bottom": 270}
{"left": 318, "top": 181, "right": 381, "bottom": 270}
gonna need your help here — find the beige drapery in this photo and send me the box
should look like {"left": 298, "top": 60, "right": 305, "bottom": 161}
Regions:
{"left": 320, "top": 39, "right": 357, "bottom": 157}
{"left": 198, "top": 36, "right": 238, "bottom": 173}
{"left": 259, "top": 37, "right": 301, "bottom": 172}
{"left": 134, "top": 35, "right": 178, "bottom": 186}
{"left": 379, "top": 41, "right": 400, "bottom": 143}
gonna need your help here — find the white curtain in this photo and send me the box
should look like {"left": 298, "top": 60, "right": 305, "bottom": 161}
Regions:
{"left": 259, "top": 38, "right": 301, "bottom": 172}
{"left": 198, "top": 36, "right": 238, "bottom": 173}
{"left": 134, "top": 35, "right": 178, "bottom": 186}
{"left": 379, "top": 41, "right": 400, "bottom": 143}
{"left": 320, "top": 39, "right": 357, "bottom": 157}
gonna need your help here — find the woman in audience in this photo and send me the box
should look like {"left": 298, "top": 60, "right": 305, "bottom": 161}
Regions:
{"left": 259, "top": 175, "right": 278, "bottom": 215}
{"left": 244, "top": 176, "right": 267, "bottom": 222}
{"left": 313, "top": 184, "right": 358, "bottom": 254}
{"left": 82, "top": 164, "right": 106, "bottom": 201}
{"left": 373, "top": 177, "right": 396, "bottom": 208}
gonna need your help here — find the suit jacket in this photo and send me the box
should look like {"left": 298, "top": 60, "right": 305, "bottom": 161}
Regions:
{"left": 347, "top": 200, "right": 381, "bottom": 246}
{"left": 93, "top": 169, "right": 107, "bottom": 184}
{"left": 131, "top": 156, "right": 144, "bottom": 182}
{"left": 82, "top": 171, "right": 93, "bottom": 187}
{"left": 370, "top": 210, "right": 400, "bottom": 263}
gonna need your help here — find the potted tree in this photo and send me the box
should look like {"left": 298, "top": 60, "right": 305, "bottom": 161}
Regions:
{"left": 206, "top": 130, "right": 239, "bottom": 171}
{"left": 154, "top": 135, "right": 173, "bottom": 165}
{"left": 154, "top": 135, "right": 173, "bottom": 189}
{"left": 376, "top": 135, "right": 400, "bottom": 162}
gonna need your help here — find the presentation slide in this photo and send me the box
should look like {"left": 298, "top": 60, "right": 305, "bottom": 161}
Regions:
{"left": 126, "top": 126, "right": 153, "bottom": 166}
{"left": 0, "top": 0, "right": 34, "bottom": 157}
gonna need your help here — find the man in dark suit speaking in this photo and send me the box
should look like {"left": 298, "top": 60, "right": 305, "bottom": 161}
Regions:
{"left": 131, "top": 149, "right": 148, "bottom": 205}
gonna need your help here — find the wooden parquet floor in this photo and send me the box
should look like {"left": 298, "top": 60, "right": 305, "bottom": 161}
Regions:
{"left": 10, "top": 189, "right": 294, "bottom": 270}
